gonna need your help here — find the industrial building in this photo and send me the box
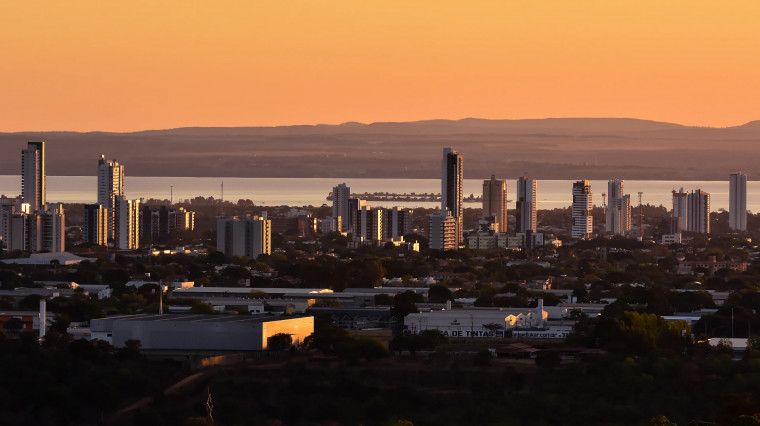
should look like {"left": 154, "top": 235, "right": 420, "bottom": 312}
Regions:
{"left": 404, "top": 301, "right": 550, "bottom": 338}
{"left": 89, "top": 314, "right": 314, "bottom": 351}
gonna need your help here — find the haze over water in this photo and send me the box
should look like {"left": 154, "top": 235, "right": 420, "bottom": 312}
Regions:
{"left": 0, "top": 176, "right": 752, "bottom": 212}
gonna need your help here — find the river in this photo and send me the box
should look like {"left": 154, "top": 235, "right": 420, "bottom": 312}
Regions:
{"left": 0, "top": 176, "right": 753, "bottom": 211}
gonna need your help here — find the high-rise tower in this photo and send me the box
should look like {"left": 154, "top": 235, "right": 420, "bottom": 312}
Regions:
{"left": 605, "top": 179, "right": 631, "bottom": 235}
{"left": 687, "top": 189, "right": 710, "bottom": 234}
{"left": 83, "top": 204, "right": 108, "bottom": 246}
{"left": 441, "top": 148, "right": 463, "bottom": 245}
{"left": 729, "top": 172, "right": 747, "bottom": 231}
{"left": 482, "top": 175, "right": 507, "bottom": 233}
{"left": 21, "top": 141, "right": 45, "bottom": 211}
{"left": 332, "top": 183, "right": 350, "bottom": 232}
{"left": 516, "top": 176, "right": 537, "bottom": 233}
{"left": 571, "top": 180, "right": 593, "bottom": 239}
{"left": 672, "top": 188, "right": 688, "bottom": 232}
{"left": 97, "top": 155, "right": 125, "bottom": 240}
{"left": 114, "top": 196, "right": 141, "bottom": 250}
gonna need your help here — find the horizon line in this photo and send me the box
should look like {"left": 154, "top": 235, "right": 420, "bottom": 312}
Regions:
{"left": 2, "top": 116, "right": 759, "bottom": 134}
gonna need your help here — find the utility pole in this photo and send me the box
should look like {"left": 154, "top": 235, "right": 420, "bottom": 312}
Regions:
{"left": 170, "top": 186, "right": 173, "bottom": 205}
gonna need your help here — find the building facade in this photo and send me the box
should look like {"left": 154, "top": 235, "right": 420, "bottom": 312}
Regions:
{"left": 672, "top": 188, "right": 688, "bottom": 232}
{"left": 441, "top": 148, "right": 463, "bottom": 246}
{"left": 382, "top": 206, "right": 412, "bottom": 240}
{"left": 729, "top": 172, "right": 747, "bottom": 231}
{"left": 347, "top": 197, "right": 366, "bottom": 236}
{"left": 605, "top": 179, "right": 631, "bottom": 235}
{"left": 0, "top": 196, "right": 28, "bottom": 249}
{"left": 571, "top": 180, "right": 593, "bottom": 239}
{"left": 428, "top": 213, "right": 458, "bottom": 251}
{"left": 217, "top": 213, "right": 272, "bottom": 259}
{"left": 332, "top": 183, "right": 351, "bottom": 232}
{"left": 97, "top": 155, "right": 124, "bottom": 240}
{"left": 687, "top": 189, "right": 710, "bottom": 234}
{"left": 356, "top": 206, "right": 383, "bottom": 241}
{"left": 7, "top": 204, "right": 65, "bottom": 253}
{"left": 21, "top": 141, "right": 45, "bottom": 211}
{"left": 83, "top": 204, "right": 108, "bottom": 246}
{"left": 516, "top": 176, "right": 537, "bottom": 233}
{"left": 114, "top": 196, "right": 141, "bottom": 249}
{"left": 482, "top": 175, "right": 507, "bottom": 233}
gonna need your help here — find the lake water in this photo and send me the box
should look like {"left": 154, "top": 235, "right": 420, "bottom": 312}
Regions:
{"left": 0, "top": 176, "right": 753, "bottom": 212}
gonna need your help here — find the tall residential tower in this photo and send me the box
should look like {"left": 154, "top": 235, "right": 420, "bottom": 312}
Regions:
{"left": 97, "top": 155, "right": 125, "bottom": 240}
{"left": 516, "top": 176, "right": 537, "bottom": 233}
{"left": 672, "top": 188, "right": 688, "bottom": 232}
{"left": 571, "top": 180, "right": 593, "bottom": 239}
{"left": 729, "top": 172, "right": 747, "bottom": 231}
{"left": 21, "top": 141, "right": 45, "bottom": 211}
{"left": 482, "top": 175, "right": 507, "bottom": 233}
{"left": 441, "top": 148, "right": 463, "bottom": 245}
{"left": 687, "top": 189, "right": 710, "bottom": 234}
{"left": 606, "top": 179, "right": 631, "bottom": 235}
{"left": 331, "top": 183, "right": 350, "bottom": 232}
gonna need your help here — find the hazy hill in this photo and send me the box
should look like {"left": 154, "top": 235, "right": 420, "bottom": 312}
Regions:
{"left": 1, "top": 118, "right": 758, "bottom": 180}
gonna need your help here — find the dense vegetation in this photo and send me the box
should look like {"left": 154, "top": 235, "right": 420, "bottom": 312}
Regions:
{"left": 0, "top": 332, "right": 181, "bottom": 426}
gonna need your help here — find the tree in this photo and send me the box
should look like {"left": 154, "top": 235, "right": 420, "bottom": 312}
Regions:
{"left": 428, "top": 285, "right": 452, "bottom": 303}
{"left": 374, "top": 294, "right": 393, "bottom": 306}
{"left": 189, "top": 301, "right": 217, "bottom": 315}
{"left": 19, "top": 294, "right": 43, "bottom": 310}
{"left": 646, "top": 415, "right": 676, "bottom": 426}
{"left": 268, "top": 333, "right": 293, "bottom": 351}
{"left": 391, "top": 291, "right": 421, "bottom": 324}
{"left": 2, "top": 317, "right": 24, "bottom": 333}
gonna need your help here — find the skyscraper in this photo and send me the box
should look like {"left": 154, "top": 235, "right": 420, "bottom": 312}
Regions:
{"left": 482, "top": 175, "right": 507, "bottom": 233}
{"left": 347, "top": 197, "right": 366, "bottom": 235}
{"left": 571, "top": 180, "right": 593, "bottom": 239}
{"left": 332, "top": 183, "right": 350, "bottom": 232}
{"left": 672, "top": 188, "right": 688, "bottom": 232}
{"left": 441, "top": 148, "right": 463, "bottom": 245}
{"left": 114, "top": 196, "right": 141, "bottom": 249}
{"left": 687, "top": 189, "right": 710, "bottom": 234}
{"left": 605, "top": 179, "right": 631, "bottom": 235}
{"left": 21, "top": 141, "right": 45, "bottom": 211}
{"left": 97, "top": 155, "right": 125, "bottom": 240}
{"left": 83, "top": 204, "right": 108, "bottom": 246}
{"left": 729, "top": 172, "right": 747, "bottom": 231}
{"left": 516, "top": 176, "right": 537, "bottom": 233}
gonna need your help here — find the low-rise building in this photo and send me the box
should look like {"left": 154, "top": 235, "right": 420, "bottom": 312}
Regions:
{"left": 677, "top": 256, "right": 747, "bottom": 274}
{"left": 89, "top": 314, "right": 314, "bottom": 351}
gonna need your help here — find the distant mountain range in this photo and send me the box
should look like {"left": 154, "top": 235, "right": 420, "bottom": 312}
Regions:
{"left": 2, "top": 118, "right": 759, "bottom": 180}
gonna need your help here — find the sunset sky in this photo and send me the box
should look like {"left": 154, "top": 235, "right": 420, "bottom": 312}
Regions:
{"left": 1, "top": 1, "right": 759, "bottom": 132}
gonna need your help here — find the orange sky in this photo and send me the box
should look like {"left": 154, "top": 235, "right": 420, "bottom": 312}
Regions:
{"left": 1, "top": 1, "right": 759, "bottom": 132}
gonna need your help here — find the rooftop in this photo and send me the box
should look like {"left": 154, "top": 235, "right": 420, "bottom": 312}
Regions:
{"left": 1, "top": 252, "right": 87, "bottom": 265}
{"left": 92, "top": 313, "right": 307, "bottom": 325}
